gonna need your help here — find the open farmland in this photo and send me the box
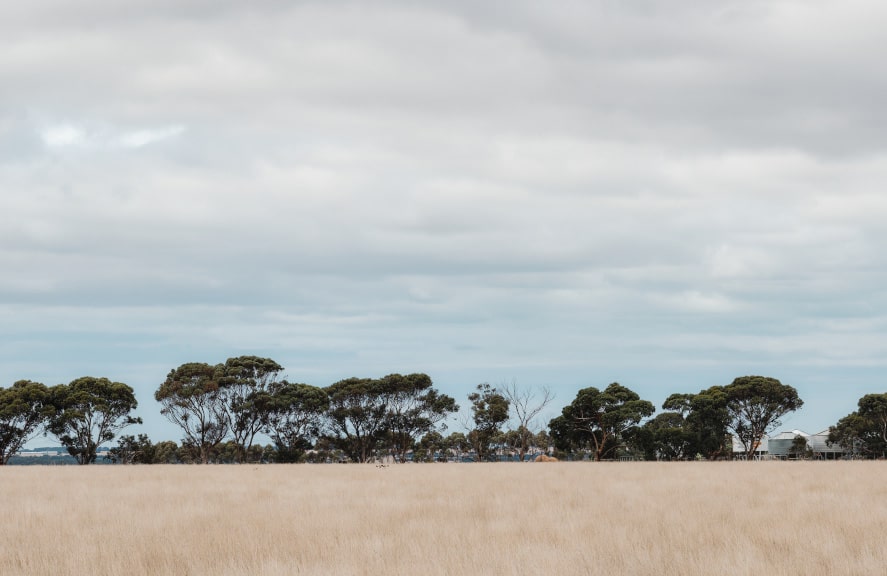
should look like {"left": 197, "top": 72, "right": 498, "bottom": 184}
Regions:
{"left": 1, "top": 462, "right": 885, "bottom": 576}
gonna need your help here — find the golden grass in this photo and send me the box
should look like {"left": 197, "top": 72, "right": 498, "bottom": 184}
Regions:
{"left": 1, "top": 462, "right": 885, "bottom": 576}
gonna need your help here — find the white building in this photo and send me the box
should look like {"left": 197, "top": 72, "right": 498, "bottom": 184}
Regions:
{"left": 731, "top": 435, "right": 769, "bottom": 458}
{"left": 750, "top": 429, "right": 845, "bottom": 460}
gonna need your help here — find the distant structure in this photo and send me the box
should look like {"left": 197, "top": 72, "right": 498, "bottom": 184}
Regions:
{"left": 15, "top": 450, "right": 61, "bottom": 458}
{"left": 732, "top": 430, "right": 845, "bottom": 460}
{"left": 767, "top": 430, "right": 844, "bottom": 460}
{"left": 732, "top": 435, "right": 769, "bottom": 459}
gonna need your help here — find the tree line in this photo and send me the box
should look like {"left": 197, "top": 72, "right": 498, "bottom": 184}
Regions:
{"left": 2, "top": 357, "right": 885, "bottom": 464}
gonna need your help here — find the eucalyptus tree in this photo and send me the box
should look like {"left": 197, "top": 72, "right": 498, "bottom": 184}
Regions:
{"left": 379, "top": 373, "right": 458, "bottom": 463}
{"left": 829, "top": 393, "right": 887, "bottom": 458}
{"left": 551, "top": 383, "right": 654, "bottom": 461}
{"left": 47, "top": 377, "right": 142, "bottom": 465}
{"left": 466, "top": 383, "right": 510, "bottom": 462}
{"left": 414, "top": 431, "right": 446, "bottom": 462}
{"left": 218, "top": 356, "right": 284, "bottom": 463}
{"left": 857, "top": 393, "right": 887, "bottom": 453}
{"left": 662, "top": 387, "right": 731, "bottom": 460}
{"left": 155, "top": 362, "right": 227, "bottom": 464}
{"left": 446, "top": 431, "right": 468, "bottom": 461}
{"left": 265, "top": 381, "right": 329, "bottom": 463}
{"left": 724, "top": 376, "right": 803, "bottom": 461}
{"left": 0, "top": 380, "right": 52, "bottom": 465}
{"left": 324, "top": 377, "right": 389, "bottom": 463}
{"left": 106, "top": 433, "right": 174, "bottom": 464}
{"left": 636, "top": 411, "right": 694, "bottom": 461}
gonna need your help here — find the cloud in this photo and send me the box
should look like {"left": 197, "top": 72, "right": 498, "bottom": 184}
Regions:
{"left": 3, "top": 1, "right": 887, "bottom": 442}
{"left": 40, "top": 124, "right": 84, "bottom": 147}
{"left": 118, "top": 125, "right": 185, "bottom": 148}
{"left": 35, "top": 121, "right": 185, "bottom": 150}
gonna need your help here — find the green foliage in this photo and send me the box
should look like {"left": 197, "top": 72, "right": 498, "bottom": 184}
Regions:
{"left": 156, "top": 362, "right": 227, "bottom": 464}
{"left": 829, "top": 393, "right": 887, "bottom": 458}
{"left": 218, "top": 356, "right": 284, "bottom": 463}
{"left": 636, "top": 412, "right": 694, "bottom": 461}
{"left": 789, "top": 435, "right": 810, "bottom": 459}
{"left": 107, "top": 433, "right": 149, "bottom": 464}
{"left": 265, "top": 381, "right": 329, "bottom": 463}
{"left": 467, "top": 383, "right": 510, "bottom": 462}
{"left": 858, "top": 393, "right": 887, "bottom": 448}
{"left": 324, "top": 377, "right": 389, "bottom": 463}
{"left": 380, "top": 373, "right": 458, "bottom": 463}
{"left": 552, "top": 383, "right": 654, "bottom": 461}
{"left": 414, "top": 431, "right": 446, "bottom": 462}
{"left": 153, "top": 440, "right": 181, "bottom": 464}
{"left": 725, "top": 376, "right": 803, "bottom": 460}
{"left": 446, "top": 432, "right": 468, "bottom": 460}
{"left": 660, "top": 387, "right": 731, "bottom": 460}
{"left": 534, "top": 430, "right": 552, "bottom": 453}
{"left": 47, "top": 377, "right": 142, "bottom": 465}
{"left": 684, "top": 387, "right": 731, "bottom": 460}
{"left": 0, "top": 380, "right": 52, "bottom": 465}
{"left": 323, "top": 373, "right": 456, "bottom": 463}
{"left": 106, "top": 434, "right": 182, "bottom": 464}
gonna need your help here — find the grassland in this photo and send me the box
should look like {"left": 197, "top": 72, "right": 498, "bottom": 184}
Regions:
{"left": 1, "top": 462, "right": 884, "bottom": 575}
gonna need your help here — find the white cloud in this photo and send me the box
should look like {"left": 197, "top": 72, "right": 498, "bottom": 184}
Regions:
{"left": 40, "top": 123, "right": 84, "bottom": 147}
{"left": 118, "top": 125, "right": 184, "bottom": 148}
{"left": 36, "top": 122, "right": 185, "bottom": 150}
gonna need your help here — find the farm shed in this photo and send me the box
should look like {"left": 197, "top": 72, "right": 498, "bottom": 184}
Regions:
{"left": 767, "top": 430, "right": 807, "bottom": 458}
{"left": 807, "top": 429, "right": 845, "bottom": 459}
{"left": 763, "top": 429, "right": 845, "bottom": 459}
{"left": 732, "top": 435, "right": 769, "bottom": 458}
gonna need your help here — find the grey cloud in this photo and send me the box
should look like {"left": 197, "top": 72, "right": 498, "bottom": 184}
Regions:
{"left": 4, "top": 1, "right": 887, "bottom": 441}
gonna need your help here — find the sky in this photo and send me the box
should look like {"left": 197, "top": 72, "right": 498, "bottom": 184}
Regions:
{"left": 3, "top": 0, "right": 887, "bottom": 446}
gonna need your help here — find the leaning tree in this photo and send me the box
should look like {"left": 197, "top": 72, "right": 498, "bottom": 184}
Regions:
{"left": 156, "top": 362, "right": 228, "bottom": 464}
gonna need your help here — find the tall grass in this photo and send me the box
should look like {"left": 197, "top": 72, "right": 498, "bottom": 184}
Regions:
{"left": 1, "top": 462, "right": 884, "bottom": 575}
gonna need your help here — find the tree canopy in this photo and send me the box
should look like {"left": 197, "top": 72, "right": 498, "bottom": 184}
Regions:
{"left": 0, "top": 380, "right": 52, "bottom": 465}
{"left": 155, "top": 362, "right": 227, "bottom": 464}
{"left": 658, "top": 386, "right": 731, "bottom": 460}
{"left": 265, "top": 381, "right": 329, "bottom": 463}
{"left": 635, "top": 411, "right": 694, "bottom": 461}
{"left": 47, "top": 377, "right": 142, "bottom": 465}
{"left": 217, "top": 356, "right": 284, "bottom": 463}
{"left": 466, "top": 383, "right": 510, "bottom": 462}
{"left": 724, "top": 376, "right": 803, "bottom": 461}
{"left": 324, "top": 377, "right": 390, "bottom": 463}
{"left": 829, "top": 393, "right": 887, "bottom": 458}
{"left": 380, "top": 373, "right": 458, "bottom": 463}
{"left": 551, "top": 383, "right": 654, "bottom": 461}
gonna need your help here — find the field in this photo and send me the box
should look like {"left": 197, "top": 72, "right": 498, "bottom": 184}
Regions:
{"left": 1, "top": 462, "right": 885, "bottom": 576}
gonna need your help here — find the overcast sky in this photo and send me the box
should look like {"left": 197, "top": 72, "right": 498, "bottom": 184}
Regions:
{"left": 4, "top": 0, "right": 886, "bottom": 445}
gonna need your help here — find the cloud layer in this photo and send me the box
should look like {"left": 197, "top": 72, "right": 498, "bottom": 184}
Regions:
{"left": 3, "top": 0, "right": 886, "bottom": 440}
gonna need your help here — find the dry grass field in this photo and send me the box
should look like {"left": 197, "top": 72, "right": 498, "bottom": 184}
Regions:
{"left": 1, "top": 462, "right": 885, "bottom": 576}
